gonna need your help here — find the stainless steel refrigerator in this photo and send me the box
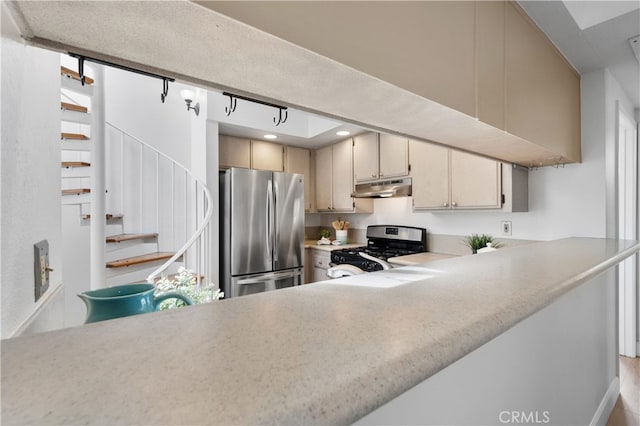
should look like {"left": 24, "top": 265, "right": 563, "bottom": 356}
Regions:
{"left": 220, "top": 168, "right": 304, "bottom": 298}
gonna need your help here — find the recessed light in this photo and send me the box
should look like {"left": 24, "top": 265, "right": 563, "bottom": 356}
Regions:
{"left": 336, "top": 130, "right": 350, "bottom": 136}
{"left": 264, "top": 134, "right": 277, "bottom": 140}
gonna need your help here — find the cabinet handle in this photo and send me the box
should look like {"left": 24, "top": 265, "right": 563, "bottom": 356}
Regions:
{"left": 443, "top": 202, "right": 448, "bottom": 207}
{"left": 380, "top": 173, "right": 384, "bottom": 177}
{"left": 372, "top": 173, "right": 376, "bottom": 178}
{"left": 452, "top": 201, "right": 457, "bottom": 207}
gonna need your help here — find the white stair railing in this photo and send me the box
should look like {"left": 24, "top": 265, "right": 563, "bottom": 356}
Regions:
{"left": 105, "top": 122, "right": 213, "bottom": 285}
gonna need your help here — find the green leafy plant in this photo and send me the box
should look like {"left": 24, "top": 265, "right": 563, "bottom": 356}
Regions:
{"left": 319, "top": 229, "right": 331, "bottom": 239}
{"left": 155, "top": 267, "right": 223, "bottom": 310}
{"left": 463, "top": 234, "right": 503, "bottom": 254}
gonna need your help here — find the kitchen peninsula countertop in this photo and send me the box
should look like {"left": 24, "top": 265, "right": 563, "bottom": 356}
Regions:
{"left": 3, "top": 238, "right": 639, "bottom": 425}
{"left": 388, "top": 251, "right": 458, "bottom": 265}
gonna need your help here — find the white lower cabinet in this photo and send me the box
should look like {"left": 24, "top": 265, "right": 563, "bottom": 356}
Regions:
{"left": 310, "top": 249, "right": 331, "bottom": 283}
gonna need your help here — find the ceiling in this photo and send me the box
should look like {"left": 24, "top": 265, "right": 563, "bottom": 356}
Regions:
{"left": 519, "top": 0, "right": 640, "bottom": 108}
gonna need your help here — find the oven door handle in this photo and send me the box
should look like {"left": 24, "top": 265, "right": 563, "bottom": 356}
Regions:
{"left": 358, "top": 252, "right": 393, "bottom": 270}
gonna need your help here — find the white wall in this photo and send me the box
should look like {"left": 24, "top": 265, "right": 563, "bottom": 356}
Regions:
{"left": 357, "top": 268, "right": 618, "bottom": 425}
{"left": 1, "top": 5, "right": 64, "bottom": 338}
{"left": 104, "top": 67, "right": 195, "bottom": 167}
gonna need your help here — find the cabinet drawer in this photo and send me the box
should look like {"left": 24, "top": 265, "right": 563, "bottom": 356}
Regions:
{"left": 313, "top": 253, "right": 331, "bottom": 269}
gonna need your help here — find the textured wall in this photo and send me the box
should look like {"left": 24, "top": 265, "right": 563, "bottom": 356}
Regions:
{"left": 1, "top": 5, "right": 63, "bottom": 337}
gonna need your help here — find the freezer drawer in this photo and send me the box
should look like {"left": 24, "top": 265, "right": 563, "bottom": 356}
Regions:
{"left": 229, "top": 268, "right": 303, "bottom": 298}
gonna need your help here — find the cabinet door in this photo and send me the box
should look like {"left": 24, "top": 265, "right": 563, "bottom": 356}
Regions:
{"left": 332, "top": 138, "right": 355, "bottom": 211}
{"left": 285, "top": 146, "right": 313, "bottom": 212}
{"left": 410, "top": 140, "right": 449, "bottom": 210}
{"left": 505, "top": 3, "right": 581, "bottom": 162}
{"left": 476, "top": 1, "right": 505, "bottom": 129}
{"left": 353, "top": 132, "right": 379, "bottom": 183}
{"left": 379, "top": 134, "right": 409, "bottom": 178}
{"left": 312, "top": 267, "right": 329, "bottom": 282}
{"left": 315, "top": 145, "right": 333, "bottom": 211}
{"left": 450, "top": 151, "right": 501, "bottom": 209}
{"left": 219, "top": 135, "right": 250, "bottom": 169}
{"left": 251, "top": 140, "right": 283, "bottom": 172}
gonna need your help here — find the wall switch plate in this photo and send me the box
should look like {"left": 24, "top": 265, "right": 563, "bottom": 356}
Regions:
{"left": 34, "top": 240, "right": 51, "bottom": 302}
{"left": 501, "top": 221, "right": 512, "bottom": 236}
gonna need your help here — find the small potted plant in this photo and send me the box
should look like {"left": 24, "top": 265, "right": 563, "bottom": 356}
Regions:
{"left": 318, "top": 229, "right": 332, "bottom": 245}
{"left": 464, "top": 234, "right": 503, "bottom": 254}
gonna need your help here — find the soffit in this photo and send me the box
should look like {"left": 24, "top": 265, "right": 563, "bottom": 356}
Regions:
{"left": 10, "top": 0, "right": 564, "bottom": 166}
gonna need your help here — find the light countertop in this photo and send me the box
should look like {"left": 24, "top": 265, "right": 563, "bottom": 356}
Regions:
{"left": 2, "top": 238, "right": 639, "bottom": 425}
{"left": 388, "top": 251, "right": 458, "bottom": 265}
{"left": 304, "top": 240, "right": 364, "bottom": 251}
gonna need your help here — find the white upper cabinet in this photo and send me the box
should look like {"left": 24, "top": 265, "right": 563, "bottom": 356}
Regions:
{"left": 285, "top": 146, "right": 313, "bottom": 212}
{"left": 410, "top": 140, "right": 502, "bottom": 210}
{"left": 353, "top": 133, "right": 379, "bottom": 183}
{"left": 315, "top": 139, "right": 373, "bottom": 213}
{"left": 450, "top": 150, "right": 501, "bottom": 209}
{"left": 314, "top": 145, "right": 333, "bottom": 212}
{"left": 379, "top": 133, "right": 409, "bottom": 179}
{"left": 219, "top": 135, "right": 251, "bottom": 169}
{"left": 410, "top": 140, "right": 450, "bottom": 209}
{"left": 251, "top": 140, "right": 284, "bottom": 172}
{"left": 354, "top": 132, "right": 409, "bottom": 183}
{"left": 332, "top": 138, "right": 356, "bottom": 211}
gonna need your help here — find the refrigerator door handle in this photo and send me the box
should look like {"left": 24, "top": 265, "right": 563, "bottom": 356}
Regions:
{"left": 273, "top": 180, "right": 279, "bottom": 263}
{"left": 266, "top": 179, "right": 272, "bottom": 261}
{"left": 267, "top": 178, "right": 275, "bottom": 262}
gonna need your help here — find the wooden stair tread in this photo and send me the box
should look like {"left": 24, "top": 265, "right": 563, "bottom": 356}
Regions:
{"left": 106, "top": 252, "right": 176, "bottom": 268}
{"left": 60, "top": 66, "right": 95, "bottom": 85}
{"left": 61, "top": 161, "right": 90, "bottom": 168}
{"left": 61, "top": 102, "right": 88, "bottom": 113}
{"left": 135, "top": 273, "right": 205, "bottom": 284}
{"left": 82, "top": 213, "right": 123, "bottom": 220}
{"left": 62, "top": 188, "right": 90, "bottom": 196}
{"left": 106, "top": 233, "right": 158, "bottom": 243}
{"left": 61, "top": 133, "right": 89, "bottom": 140}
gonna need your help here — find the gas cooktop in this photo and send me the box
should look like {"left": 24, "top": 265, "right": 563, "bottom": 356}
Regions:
{"left": 330, "top": 225, "right": 427, "bottom": 272}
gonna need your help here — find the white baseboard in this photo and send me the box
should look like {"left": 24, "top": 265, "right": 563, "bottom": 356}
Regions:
{"left": 9, "top": 283, "right": 64, "bottom": 338}
{"left": 590, "top": 377, "right": 620, "bottom": 426}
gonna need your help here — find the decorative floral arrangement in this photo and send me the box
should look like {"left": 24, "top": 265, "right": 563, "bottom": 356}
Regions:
{"left": 154, "top": 267, "right": 223, "bottom": 310}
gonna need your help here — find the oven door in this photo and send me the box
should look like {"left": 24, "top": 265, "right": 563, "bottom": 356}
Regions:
{"left": 229, "top": 268, "right": 303, "bottom": 298}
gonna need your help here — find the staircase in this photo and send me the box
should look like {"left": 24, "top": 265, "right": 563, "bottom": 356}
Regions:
{"left": 60, "top": 62, "right": 213, "bottom": 301}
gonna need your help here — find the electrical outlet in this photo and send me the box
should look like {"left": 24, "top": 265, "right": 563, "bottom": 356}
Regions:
{"left": 501, "top": 221, "right": 512, "bottom": 236}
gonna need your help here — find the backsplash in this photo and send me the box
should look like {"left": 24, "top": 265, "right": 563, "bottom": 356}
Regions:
{"left": 305, "top": 226, "right": 535, "bottom": 256}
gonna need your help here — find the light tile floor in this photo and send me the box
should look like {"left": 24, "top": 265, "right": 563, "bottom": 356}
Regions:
{"left": 607, "top": 356, "right": 640, "bottom": 426}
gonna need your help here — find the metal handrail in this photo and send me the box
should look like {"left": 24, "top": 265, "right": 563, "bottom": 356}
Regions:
{"left": 105, "top": 122, "right": 213, "bottom": 283}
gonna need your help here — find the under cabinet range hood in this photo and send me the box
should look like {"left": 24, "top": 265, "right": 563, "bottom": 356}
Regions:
{"left": 351, "top": 177, "right": 412, "bottom": 198}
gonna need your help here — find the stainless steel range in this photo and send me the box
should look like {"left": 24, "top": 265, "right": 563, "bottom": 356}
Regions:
{"left": 330, "top": 225, "right": 427, "bottom": 273}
